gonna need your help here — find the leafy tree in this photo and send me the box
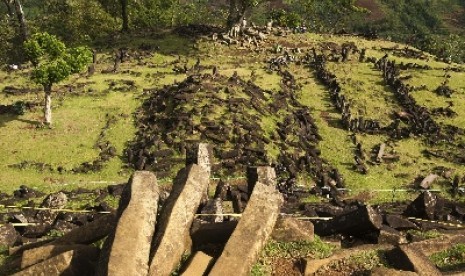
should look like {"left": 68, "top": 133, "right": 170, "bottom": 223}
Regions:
{"left": 286, "top": 0, "right": 367, "bottom": 32}
{"left": 24, "top": 32, "right": 92, "bottom": 126}
{"left": 227, "top": 0, "right": 268, "bottom": 28}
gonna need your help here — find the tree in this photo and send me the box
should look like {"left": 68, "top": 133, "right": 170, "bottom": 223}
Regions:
{"left": 227, "top": 0, "right": 266, "bottom": 28}
{"left": 24, "top": 32, "right": 92, "bottom": 126}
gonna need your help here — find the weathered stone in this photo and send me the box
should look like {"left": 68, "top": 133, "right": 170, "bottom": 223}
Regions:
{"left": 376, "top": 143, "right": 386, "bottom": 162}
{"left": 386, "top": 245, "right": 442, "bottom": 276}
{"left": 404, "top": 191, "right": 437, "bottom": 220}
{"left": 199, "top": 198, "right": 224, "bottom": 223}
{"left": 149, "top": 164, "right": 209, "bottom": 276}
{"left": 385, "top": 214, "right": 418, "bottom": 230}
{"left": 419, "top": 174, "right": 439, "bottom": 190}
{"left": 186, "top": 143, "right": 212, "bottom": 177}
{"left": 408, "top": 235, "right": 465, "bottom": 256}
{"left": 371, "top": 267, "right": 418, "bottom": 276}
{"left": 52, "top": 213, "right": 116, "bottom": 245}
{"left": 208, "top": 182, "right": 283, "bottom": 276}
{"left": 377, "top": 225, "right": 407, "bottom": 245}
{"left": 247, "top": 166, "right": 277, "bottom": 196}
{"left": 314, "top": 205, "right": 382, "bottom": 237}
{"left": 180, "top": 251, "right": 214, "bottom": 276}
{"left": 99, "top": 171, "right": 159, "bottom": 276}
{"left": 272, "top": 215, "right": 314, "bottom": 242}
{"left": 21, "top": 244, "right": 98, "bottom": 269}
{"left": 0, "top": 223, "right": 19, "bottom": 247}
{"left": 12, "top": 249, "right": 97, "bottom": 276}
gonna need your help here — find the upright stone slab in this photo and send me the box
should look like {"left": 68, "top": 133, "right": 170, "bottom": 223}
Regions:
{"left": 149, "top": 164, "right": 210, "bottom": 276}
{"left": 186, "top": 143, "right": 212, "bottom": 177}
{"left": 208, "top": 182, "right": 283, "bottom": 276}
{"left": 98, "top": 171, "right": 159, "bottom": 276}
{"left": 247, "top": 166, "right": 277, "bottom": 196}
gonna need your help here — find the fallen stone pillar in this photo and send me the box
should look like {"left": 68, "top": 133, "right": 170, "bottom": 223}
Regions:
{"left": 10, "top": 213, "right": 116, "bottom": 257}
{"left": 12, "top": 249, "right": 98, "bottom": 276}
{"left": 149, "top": 164, "right": 209, "bottom": 276}
{"left": 20, "top": 244, "right": 98, "bottom": 269}
{"left": 180, "top": 251, "right": 214, "bottom": 276}
{"left": 208, "top": 182, "right": 283, "bottom": 276}
{"left": 96, "top": 171, "right": 159, "bottom": 276}
{"left": 52, "top": 213, "right": 116, "bottom": 245}
{"left": 314, "top": 205, "right": 382, "bottom": 237}
{"left": 387, "top": 244, "right": 442, "bottom": 276}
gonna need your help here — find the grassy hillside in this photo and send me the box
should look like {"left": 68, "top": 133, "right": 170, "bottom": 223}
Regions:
{"left": 0, "top": 30, "right": 464, "bottom": 204}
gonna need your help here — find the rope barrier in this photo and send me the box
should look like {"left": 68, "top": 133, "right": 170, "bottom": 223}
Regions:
{"left": 0, "top": 204, "right": 111, "bottom": 214}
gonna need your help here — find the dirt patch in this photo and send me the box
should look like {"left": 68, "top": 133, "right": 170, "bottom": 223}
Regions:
{"left": 271, "top": 257, "right": 304, "bottom": 275}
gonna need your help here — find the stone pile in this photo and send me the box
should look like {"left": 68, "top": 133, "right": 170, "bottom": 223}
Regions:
{"left": 125, "top": 71, "right": 344, "bottom": 202}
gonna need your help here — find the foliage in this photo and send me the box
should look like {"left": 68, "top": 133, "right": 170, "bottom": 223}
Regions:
{"left": 406, "top": 229, "right": 442, "bottom": 240}
{"left": 430, "top": 243, "right": 465, "bottom": 271}
{"left": 263, "top": 237, "right": 335, "bottom": 259}
{"left": 24, "top": 32, "right": 92, "bottom": 88}
{"left": 269, "top": 9, "right": 302, "bottom": 28}
{"left": 285, "top": 0, "right": 367, "bottom": 32}
{"left": 37, "top": 0, "right": 119, "bottom": 43}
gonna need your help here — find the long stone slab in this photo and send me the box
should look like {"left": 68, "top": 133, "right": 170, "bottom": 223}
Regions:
{"left": 98, "top": 171, "right": 159, "bottom": 276}
{"left": 387, "top": 245, "right": 442, "bottom": 276}
{"left": 12, "top": 249, "right": 98, "bottom": 276}
{"left": 149, "top": 164, "right": 210, "bottom": 276}
{"left": 21, "top": 244, "right": 98, "bottom": 269}
{"left": 208, "top": 182, "right": 283, "bottom": 276}
{"left": 52, "top": 213, "right": 116, "bottom": 245}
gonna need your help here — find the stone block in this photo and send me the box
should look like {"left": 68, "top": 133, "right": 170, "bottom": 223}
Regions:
{"left": 180, "top": 251, "right": 214, "bottom": 276}
{"left": 272, "top": 215, "right": 314, "bottom": 242}
{"left": 12, "top": 249, "right": 97, "bottom": 276}
{"left": 149, "top": 164, "right": 209, "bottom": 276}
{"left": 208, "top": 182, "right": 283, "bottom": 276}
{"left": 98, "top": 171, "right": 159, "bottom": 276}
{"left": 21, "top": 244, "right": 98, "bottom": 269}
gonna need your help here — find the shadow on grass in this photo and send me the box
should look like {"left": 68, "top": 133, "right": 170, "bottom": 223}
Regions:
{"left": 0, "top": 114, "right": 19, "bottom": 128}
{"left": 15, "top": 118, "right": 42, "bottom": 127}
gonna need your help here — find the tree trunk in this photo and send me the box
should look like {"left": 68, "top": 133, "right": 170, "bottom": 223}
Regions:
{"left": 227, "top": 0, "right": 239, "bottom": 29}
{"left": 13, "top": 0, "right": 28, "bottom": 42}
{"left": 227, "top": 0, "right": 248, "bottom": 29}
{"left": 44, "top": 85, "right": 52, "bottom": 126}
{"left": 2, "top": 0, "right": 14, "bottom": 17}
{"left": 120, "top": 0, "right": 129, "bottom": 33}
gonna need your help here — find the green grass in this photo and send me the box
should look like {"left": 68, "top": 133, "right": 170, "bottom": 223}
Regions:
{"left": 319, "top": 249, "right": 389, "bottom": 274}
{"left": 251, "top": 237, "right": 336, "bottom": 275}
{"left": 430, "top": 243, "right": 465, "bottom": 272}
{"left": 0, "top": 34, "right": 187, "bottom": 194}
{"left": 0, "top": 31, "right": 464, "bottom": 204}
